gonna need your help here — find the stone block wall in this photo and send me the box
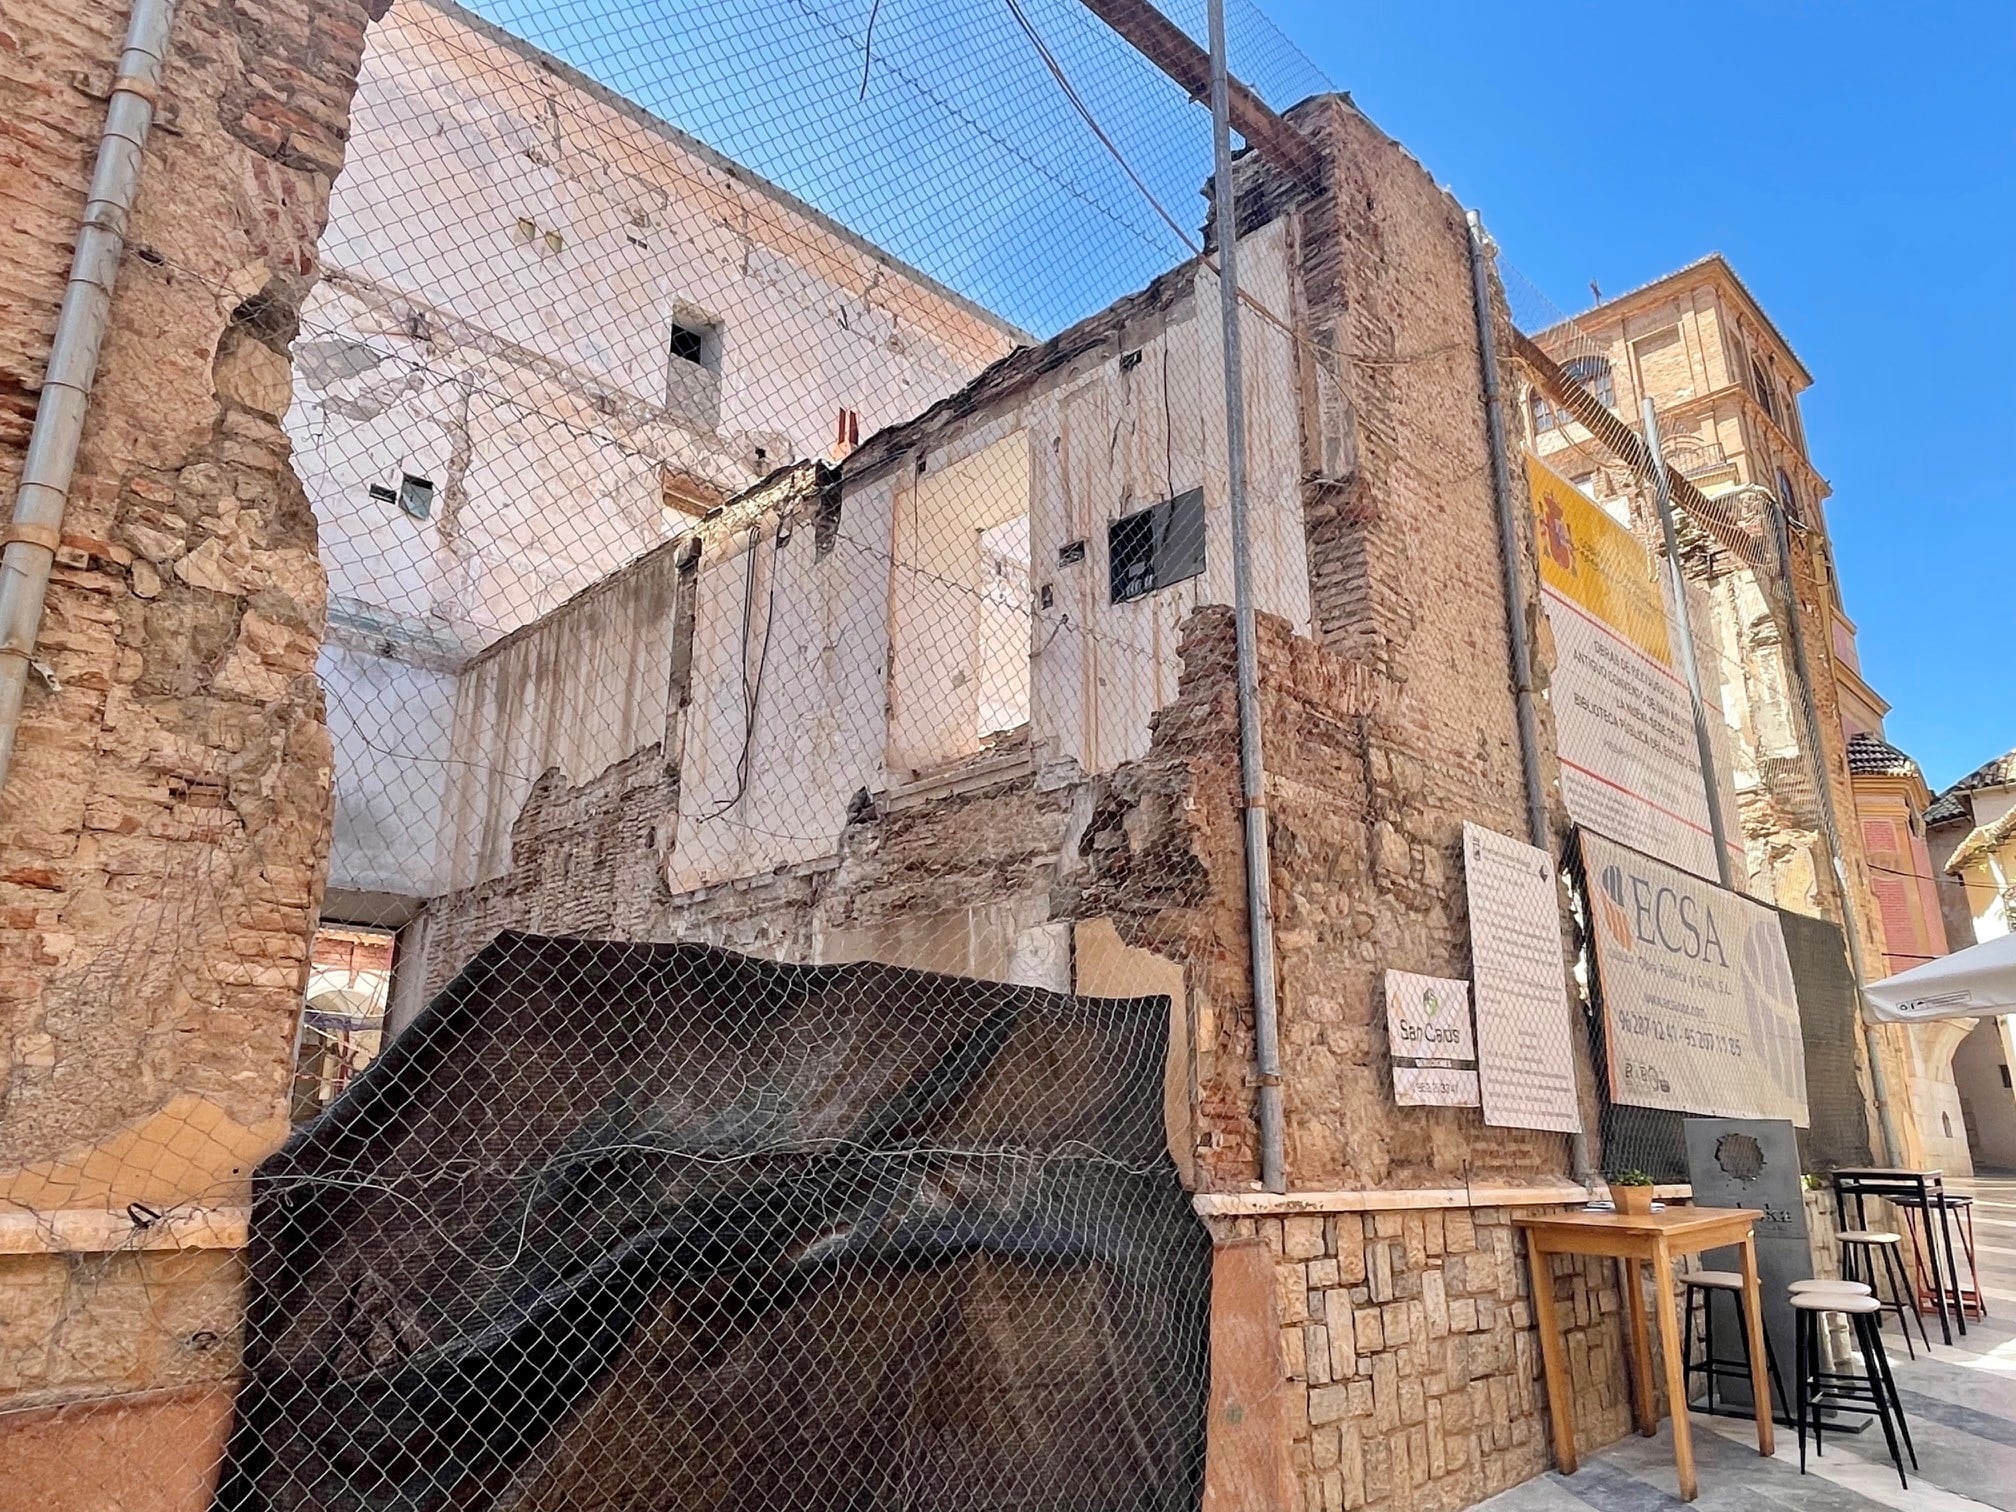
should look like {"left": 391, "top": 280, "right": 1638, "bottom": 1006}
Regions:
{"left": 0, "top": 0, "right": 384, "bottom": 1456}
{"left": 1206, "top": 1204, "right": 1634, "bottom": 1512}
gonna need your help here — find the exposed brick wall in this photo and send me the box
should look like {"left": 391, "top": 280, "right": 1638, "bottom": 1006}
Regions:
{"left": 1087, "top": 99, "right": 1584, "bottom": 1192}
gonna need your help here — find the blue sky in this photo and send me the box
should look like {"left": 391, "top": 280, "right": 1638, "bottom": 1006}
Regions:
{"left": 1261, "top": 0, "right": 2014, "bottom": 789}
{"left": 472, "top": 0, "right": 2008, "bottom": 787}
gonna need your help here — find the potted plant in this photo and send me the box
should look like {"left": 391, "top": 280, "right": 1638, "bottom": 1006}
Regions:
{"left": 1611, "top": 1170, "right": 1657, "bottom": 1216}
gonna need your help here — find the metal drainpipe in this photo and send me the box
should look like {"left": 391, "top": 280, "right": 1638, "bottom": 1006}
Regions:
{"left": 0, "top": 0, "right": 178, "bottom": 800}
{"left": 1758, "top": 491, "right": 1904, "bottom": 1166}
{"left": 1464, "top": 213, "right": 1595, "bottom": 1190}
{"left": 1207, "top": 0, "right": 1285, "bottom": 1193}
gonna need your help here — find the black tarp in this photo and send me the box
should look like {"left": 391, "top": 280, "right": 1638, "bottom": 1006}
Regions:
{"left": 213, "top": 933, "right": 1210, "bottom": 1511}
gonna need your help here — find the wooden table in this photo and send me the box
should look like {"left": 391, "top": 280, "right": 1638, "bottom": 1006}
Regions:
{"left": 1515, "top": 1207, "right": 1771, "bottom": 1502}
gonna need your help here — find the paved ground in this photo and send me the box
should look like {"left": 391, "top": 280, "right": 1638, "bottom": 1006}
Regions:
{"left": 1478, "top": 1175, "right": 2016, "bottom": 1511}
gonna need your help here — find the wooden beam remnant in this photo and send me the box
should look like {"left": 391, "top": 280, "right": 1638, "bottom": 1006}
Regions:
{"left": 1074, "top": 0, "right": 1323, "bottom": 185}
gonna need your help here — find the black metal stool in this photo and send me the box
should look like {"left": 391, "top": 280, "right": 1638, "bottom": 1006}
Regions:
{"left": 1838, "top": 1230, "right": 1928, "bottom": 1357}
{"left": 1926, "top": 1191, "right": 1986, "bottom": 1320}
{"left": 1835, "top": 1168, "right": 1964, "bottom": 1344}
{"left": 1681, "top": 1269, "right": 1787, "bottom": 1421}
{"left": 1792, "top": 1289, "right": 1916, "bottom": 1488}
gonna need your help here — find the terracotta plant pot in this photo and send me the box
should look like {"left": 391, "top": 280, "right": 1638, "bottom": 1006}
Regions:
{"left": 1613, "top": 1185, "right": 1655, "bottom": 1216}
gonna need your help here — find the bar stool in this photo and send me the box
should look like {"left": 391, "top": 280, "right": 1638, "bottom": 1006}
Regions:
{"left": 1681, "top": 1269, "right": 1787, "bottom": 1421}
{"left": 1837, "top": 1230, "right": 1928, "bottom": 1357}
{"left": 1792, "top": 1289, "right": 1916, "bottom": 1489}
{"left": 1789, "top": 1278, "right": 1870, "bottom": 1298}
{"left": 1835, "top": 1169, "right": 1964, "bottom": 1344}
{"left": 1926, "top": 1192, "right": 1987, "bottom": 1320}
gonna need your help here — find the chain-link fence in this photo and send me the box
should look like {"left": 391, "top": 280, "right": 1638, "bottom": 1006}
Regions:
{"left": 1, "top": 0, "right": 1885, "bottom": 1501}
{"left": 9, "top": 1, "right": 1340, "bottom": 1504}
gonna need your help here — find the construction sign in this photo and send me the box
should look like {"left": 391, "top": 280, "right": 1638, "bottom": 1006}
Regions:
{"left": 1528, "top": 455, "right": 1740, "bottom": 885}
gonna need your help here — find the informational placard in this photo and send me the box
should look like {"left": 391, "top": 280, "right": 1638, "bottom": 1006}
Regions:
{"left": 1384, "top": 970, "right": 1480, "bottom": 1106}
{"left": 1464, "top": 822, "right": 1583, "bottom": 1133}
{"left": 1527, "top": 456, "right": 1742, "bottom": 886}
{"left": 1580, "top": 829, "right": 1809, "bottom": 1125}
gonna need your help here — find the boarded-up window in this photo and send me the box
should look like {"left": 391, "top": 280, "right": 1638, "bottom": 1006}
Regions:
{"left": 1108, "top": 488, "right": 1206, "bottom": 603}
{"left": 1631, "top": 325, "right": 1690, "bottom": 403}
{"left": 1871, "top": 875, "right": 1917, "bottom": 961}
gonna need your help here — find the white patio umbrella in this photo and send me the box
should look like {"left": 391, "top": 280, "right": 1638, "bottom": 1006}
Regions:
{"left": 1862, "top": 931, "right": 2016, "bottom": 1024}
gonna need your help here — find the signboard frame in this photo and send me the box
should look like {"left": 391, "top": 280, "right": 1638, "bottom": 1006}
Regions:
{"left": 1577, "top": 827, "right": 1809, "bottom": 1127}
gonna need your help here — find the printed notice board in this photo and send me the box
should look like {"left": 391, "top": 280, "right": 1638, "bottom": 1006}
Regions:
{"left": 1464, "top": 822, "right": 1583, "bottom": 1133}
{"left": 1580, "top": 829, "right": 1809, "bottom": 1126}
{"left": 1528, "top": 455, "right": 1742, "bottom": 885}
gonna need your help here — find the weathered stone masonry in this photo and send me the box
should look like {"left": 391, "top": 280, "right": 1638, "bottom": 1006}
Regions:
{"left": 0, "top": 0, "right": 383, "bottom": 1473}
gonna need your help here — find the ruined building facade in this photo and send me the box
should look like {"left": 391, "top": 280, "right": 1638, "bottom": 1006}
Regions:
{"left": 299, "top": 0, "right": 1023, "bottom": 930}
{"left": 2, "top": 0, "right": 1886, "bottom": 1507}
{"left": 352, "top": 91, "right": 1632, "bottom": 1508}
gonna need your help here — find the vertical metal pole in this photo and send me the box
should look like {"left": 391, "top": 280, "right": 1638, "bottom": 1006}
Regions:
{"left": 1466, "top": 216, "right": 1549, "bottom": 858}
{"left": 1466, "top": 212, "right": 1593, "bottom": 1188}
{"left": 1642, "top": 399, "right": 1737, "bottom": 891}
{"left": 1208, "top": 0, "right": 1284, "bottom": 1194}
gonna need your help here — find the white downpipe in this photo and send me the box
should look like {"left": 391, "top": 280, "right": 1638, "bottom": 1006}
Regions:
{"left": 0, "top": 0, "right": 178, "bottom": 800}
{"left": 1206, "top": 0, "right": 1285, "bottom": 1193}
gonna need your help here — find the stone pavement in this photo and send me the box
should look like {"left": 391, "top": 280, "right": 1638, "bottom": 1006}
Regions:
{"left": 1475, "top": 1175, "right": 2016, "bottom": 1511}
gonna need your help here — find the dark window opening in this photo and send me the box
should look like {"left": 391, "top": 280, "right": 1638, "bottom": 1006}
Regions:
{"left": 2000, "top": 1064, "right": 2011, "bottom": 1089}
{"left": 398, "top": 475, "right": 434, "bottom": 520}
{"left": 1530, "top": 392, "right": 1557, "bottom": 434}
{"left": 1776, "top": 467, "right": 1800, "bottom": 523}
{"left": 670, "top": 320, "right": 710, "bottom": 367}
{"left": 1749, "top": 356, "right": 1778, "bottom": 422}
{"left": 1562, "top": 354, "right": 1615, "bottom": 408}
{"left": 1109, "top": 488, "right": 1206, "bottom": 603}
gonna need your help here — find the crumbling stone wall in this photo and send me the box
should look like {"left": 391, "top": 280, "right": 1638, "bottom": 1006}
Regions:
{"left": 0, "top": 0, "right": 385, "bottom": 1450}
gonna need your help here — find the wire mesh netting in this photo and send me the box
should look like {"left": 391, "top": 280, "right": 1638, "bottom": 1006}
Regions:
{"left": 0, "top": 0, "right": 1888, "bottom": 1501}
{"left": 8, "top": 1, "right": 1326, "bottom": 1503}
{"left": 1499, "top": 266, "right": 1865, "bottom": 1183}
{"left": 216, "top": 934, "right": 1209, "bottom": 1509}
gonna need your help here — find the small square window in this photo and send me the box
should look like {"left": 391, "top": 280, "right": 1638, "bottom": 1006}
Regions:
{"left": 1109, "top": 488, "right": 1205, "bottom": 604}
{"left": 398, "top": 474, "right": 434, "bottom": 520}
{"left": 669, "top": 321, "right": 710, "bottom": 367}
